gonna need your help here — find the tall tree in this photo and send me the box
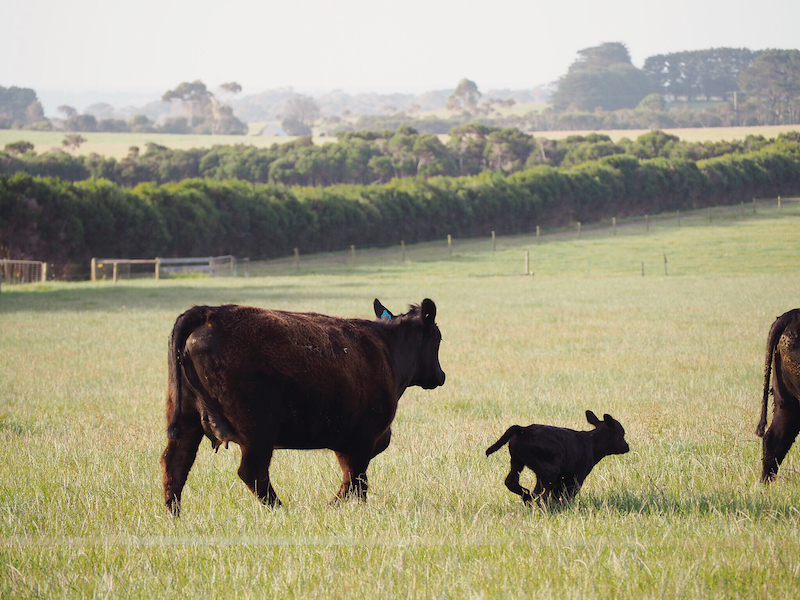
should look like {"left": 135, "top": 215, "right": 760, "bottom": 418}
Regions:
{"left": 162, "top": 81, "right": 212, "bottom": 128}
{"left": 281, "top": 94, "right": 321, "bottom": 136}
{"left": 447, "top": 78, "right": 482, "bottom": 112}
{"left": 643, "top": 48, "right": 758, "bottom": 99}
{"left": 739, "top": 49, "right": 800, "bottom": 123}
{"left": 0, "top": 86, "right": 39, "bottom": 125}
{"left": 552, "top": 42, "right": 651, "bottom": 111}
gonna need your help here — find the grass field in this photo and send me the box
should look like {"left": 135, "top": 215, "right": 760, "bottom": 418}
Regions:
{"left": 2, "top": 124, "right": 799, "bottom": 160}
{"left": 2, "top": 204, "right": 800, "bottom": 598}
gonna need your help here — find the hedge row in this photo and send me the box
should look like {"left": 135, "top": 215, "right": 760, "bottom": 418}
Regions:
{"left": 2, "top": 142, "right": 799, "bottom": 272}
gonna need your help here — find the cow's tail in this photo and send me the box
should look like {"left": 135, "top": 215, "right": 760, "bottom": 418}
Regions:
{"left": 166, "top": 306, "right": 214, "bottom": 440}
{"left": 485, "top": 425, "right": 523, "bottom": 456}
{"left": 756, "top": 309, "right": 800, "bottom": 437}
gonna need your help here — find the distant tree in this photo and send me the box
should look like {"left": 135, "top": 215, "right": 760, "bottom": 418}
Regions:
{"left": 58, "top": 105, "right": 78, "bottom": 119}
{"left": 24, "top": 101, "right": 45, "bottom": 125}
{"left": 162, "top": 80, "right": 211, "bottom": 128}
{"left": 97, "top": 118, "right": 129, "bottom": 132}
{"left": 739, "top": 49, "right": 800, "bottom": 124}
{"left": 552, "top": 42, "right": 651, "bottom": 111}
{"left": 4, "top": 140, "right": 35, "bottom": 155}
{"left": 219, "top": 82, "right": 243, "bottom": 95}
{"left": 637, "top": 93, "right": 665, "bottom": 111}
{"left": 128, "top": 114, "right": 155, "bottom": 133}
{"left": 643, "top": 48, "right": 758, "bottom": 100}
{"left": 66, "top": 114, "right": 98, "bottom": 132}
{"left": 447, "top": 78, "right": 481, "bottom": 112}
{"left": 0, "top": 86, "right": 39, "bottom": 124}
{"left": 281, "top": 94, "right": 320, "bottom": 136}
{"left": 62, "top": 134, "right": 86, "bottom": 151}
{"left": 160, "top": 116, "right": 191, "bottom": 134}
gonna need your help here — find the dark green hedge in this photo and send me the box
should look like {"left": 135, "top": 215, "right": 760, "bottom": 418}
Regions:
{"left": 2, "top": 142, "right": 799, "bottom": 272}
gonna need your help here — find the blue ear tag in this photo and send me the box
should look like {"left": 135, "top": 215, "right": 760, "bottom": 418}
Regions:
{"left": 381, "top": 309, "right": 392, "bottom": 320}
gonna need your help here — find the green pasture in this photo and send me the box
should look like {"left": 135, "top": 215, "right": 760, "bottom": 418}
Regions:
{"left": 2, "top": 205, "right": 800, "bottom": 598}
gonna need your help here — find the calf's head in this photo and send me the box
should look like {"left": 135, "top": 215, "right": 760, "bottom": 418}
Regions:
{"left": 586, "top": 410, "right": 630, "bottom": 456}
{"left": 374, "top": 298, "right": 446, "bottom": 390}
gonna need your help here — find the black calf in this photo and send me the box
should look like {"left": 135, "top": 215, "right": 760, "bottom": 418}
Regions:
{"left": 486, "top": 411, "right": 629, "bottom": 505}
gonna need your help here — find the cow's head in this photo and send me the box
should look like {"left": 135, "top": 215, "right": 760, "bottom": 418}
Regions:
{"left": 586, "top": 410, "right": 630, "bottom": 456}
{"left": 374, "top": 298, "right": 446, "bottom": 390}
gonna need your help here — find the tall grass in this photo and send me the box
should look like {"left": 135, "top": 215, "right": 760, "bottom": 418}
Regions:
{"left": 1, "top": 207, "right": 799, "bottom": 598}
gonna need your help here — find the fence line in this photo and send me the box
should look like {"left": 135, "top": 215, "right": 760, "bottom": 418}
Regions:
{"left": 0, "top": 259, "right": 47, "bottom": 284}
{"left": 90, "top": 256, "right": 247, "bottom": 282}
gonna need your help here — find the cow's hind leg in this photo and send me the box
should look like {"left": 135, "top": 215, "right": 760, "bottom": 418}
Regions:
{"left": 238, "top": 443, "right": 281, "bottom": 507}
{"left": 161, "top": 414, "right": 204, "bottom": 517}
{"left": 762, "top": 405, "right": 800, "bottom": 482}
{"left": 333, "top": 451, "right": 371, "bottom": 502}
{"left": 504, "top": 455, "right": 533, "bottom": 505}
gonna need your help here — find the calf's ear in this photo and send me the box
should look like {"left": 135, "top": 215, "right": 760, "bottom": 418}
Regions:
{"left": 603, "top": 414, "right": 617, "bottom": 426}
{"left": 374, "top": 299, "right": 394, "bottom": 320}
{"left": 421, "top": 298, "right": 437, "bottom": 327}
{"left": 586, "top": 410, "right": 601, "bottom": 427}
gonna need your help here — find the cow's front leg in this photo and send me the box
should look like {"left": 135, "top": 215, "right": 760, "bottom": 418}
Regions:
{"left": 238, "top": 444, "right": 281, "bottom": 507}
{"left": 333, "top": 451, "right": 370, "bottom": 502}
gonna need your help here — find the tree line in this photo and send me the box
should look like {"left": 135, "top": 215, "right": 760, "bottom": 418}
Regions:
{"left": 2, "top": 136, "right": 799, "bottom": 274}
{"left": 2, "top": 126, "right": 791, "bottom": 189}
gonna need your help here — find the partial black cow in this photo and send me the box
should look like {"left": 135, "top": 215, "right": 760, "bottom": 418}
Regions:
{"left": 756, "top": 308, "right": 800, "bottom": 482}
{"left": 161, "top": 299, "right": 445, "bottom": 515}
{"left": 485, "top": 411, "right": 629, "bottom": 505}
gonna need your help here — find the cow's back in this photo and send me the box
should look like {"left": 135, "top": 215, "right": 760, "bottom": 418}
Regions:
{"left": 184, "top": 305, "right": 397, "bottom": 449}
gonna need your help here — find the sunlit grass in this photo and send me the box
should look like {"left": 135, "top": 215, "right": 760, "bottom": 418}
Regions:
{"left": 2, "top": 207, "right": 800, "bottom": 597}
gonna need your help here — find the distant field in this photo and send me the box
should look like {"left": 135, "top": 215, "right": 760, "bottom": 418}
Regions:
{"left": 2, "top": 206, "right": 800, "bottom": 597}
{"left": 2, "top": 124, "right": 798, "bottom": 161}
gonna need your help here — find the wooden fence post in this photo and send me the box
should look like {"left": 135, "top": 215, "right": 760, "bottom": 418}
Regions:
{"left": 350, "top": 245, "right": 355, "bottom": 261}
{"left": 612, "top": 217, "right": 616, "bottom": 236}
{"left": 41, "top": 262, "right": 47, "bottom": 283}
{"left": 155, "top": 257, "right": 161, "bottom": 280}
{"left": 447, "top": 234, "right": 452, "bottom": 257}
{"left": 491, "top": 230, "right": 496, "bottom": 251}
{"left": 525, "top": 251, "right": 530, "bottom": 275}
{"left": 91, "top": 258, "right": 97, "bottom": 282}
{"left": 294, "top": 247, "right": 300, "bottom": 272}
{"left": 536, "top": 225, "right": 540, "bottom": 245}
{"left": 663, "top": 253, "right": 668, "bottom": 276}
{"left": 112, "top": 261, "right": 118, "bottom": 283}
{"left": 577, "top": 222, "right": 581, "bottom": 239}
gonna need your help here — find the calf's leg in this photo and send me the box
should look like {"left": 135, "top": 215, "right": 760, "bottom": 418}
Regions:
{"left": 161, "top": 415, "right": 204, "bottom": 516}
{"left": 504, "top": 455, "right": 534, "bottom": 505}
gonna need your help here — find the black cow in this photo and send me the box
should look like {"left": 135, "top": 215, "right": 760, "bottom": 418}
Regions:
{"left": 756, "top": 308, "right": 800, "bottom": 482}
{"left": 485, "top": 411, "right": 629, "bottom": 505}
{"left": 161, "top": 299, "right": 445, "bottom": 515}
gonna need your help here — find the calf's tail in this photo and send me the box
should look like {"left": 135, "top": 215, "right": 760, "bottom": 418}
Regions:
{"left": 756, "top": 309, "right": 800, "bottom": 437}
{"left": 485, "top": 425, "right": 523, "bottom": 456}
{"left": 166, "top": 306, "right": 215, "bottom": 440}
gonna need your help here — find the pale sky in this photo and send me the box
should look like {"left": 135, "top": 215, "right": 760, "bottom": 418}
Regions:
{"left": 2, "top": 0, "right": 799, "bottom": 110}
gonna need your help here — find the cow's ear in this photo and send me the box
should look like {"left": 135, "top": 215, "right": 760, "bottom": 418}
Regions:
{"left": 586, "top": 410, "right": 601, "bottom": 427}
{"left": 603, "top": 414, "right": 616, "bottom": 426}
{"left": 374, "top": 299, "right": 393, "bottom": 320}
{"left": 421, "top": 298, "right": 437, "bottom": 327}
